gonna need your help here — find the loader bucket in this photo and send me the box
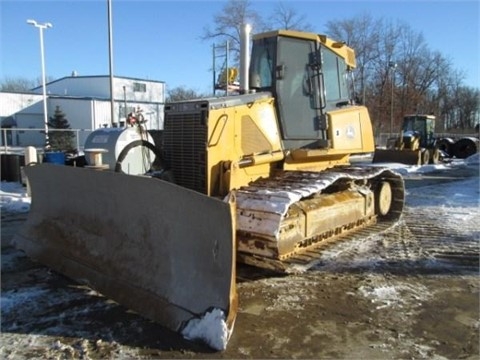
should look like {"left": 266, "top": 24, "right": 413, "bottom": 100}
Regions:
{"left": 14, "top": 164, "right": 237, "bottom": 350}
{"left": 372, "top": 148, "right": 421, "bottom": 166}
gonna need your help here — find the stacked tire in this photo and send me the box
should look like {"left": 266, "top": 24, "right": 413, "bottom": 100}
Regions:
{"left": 436, "top": 138, "right": 455, "bottom": 157}
{"left": 452, "top": 137, "right": 479, "bottom": 159}
{"left": 436, "top": 137, "right": 479, "bottom": 159}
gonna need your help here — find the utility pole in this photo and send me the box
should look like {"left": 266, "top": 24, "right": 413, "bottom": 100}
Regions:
{"left": 389, "top": 61, "right": 397, "bottom": 136}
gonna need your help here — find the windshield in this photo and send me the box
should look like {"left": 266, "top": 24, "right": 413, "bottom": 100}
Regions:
{"left": 403, "top": 116, "right": 426, "bottom": 134}
{"left": 250, "top": 37, "right": 275, "bottom": 89}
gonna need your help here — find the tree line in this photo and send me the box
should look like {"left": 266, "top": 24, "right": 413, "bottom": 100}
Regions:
{"left": 325, "top": 14, "right": 479, "bottom": 133}
{"left": 192, "top": 0, "right": 480, "bottom": 133}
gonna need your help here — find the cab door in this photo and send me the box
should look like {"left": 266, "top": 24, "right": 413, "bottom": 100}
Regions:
{"left": 275, "top": 36, "right": 323, "bottom": 146}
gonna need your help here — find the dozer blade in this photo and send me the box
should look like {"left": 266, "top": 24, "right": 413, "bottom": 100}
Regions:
{"left": 14, "top": 164, "right": 237, "bottom": 350}
{"left": 372, "top": 148, "right": 421, "bottom": 165}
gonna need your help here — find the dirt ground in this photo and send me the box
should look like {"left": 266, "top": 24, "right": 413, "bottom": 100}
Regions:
{"left": 1, "top": 164, "right": 479, "bottom": 359}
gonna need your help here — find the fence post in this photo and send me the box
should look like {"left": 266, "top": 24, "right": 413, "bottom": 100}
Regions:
{"left": 3, "top": 128, "right": 7, "bottom": 153}
{"left": 76, "top": 129, "right": 80, "bottom": 151}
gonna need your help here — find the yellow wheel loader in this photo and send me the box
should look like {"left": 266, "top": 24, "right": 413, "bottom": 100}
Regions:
{"left": 373, "top": 114, "right": 441, "bottom": 165}
{"left": 15, "top": 28, "right": 404, "bottom": 349}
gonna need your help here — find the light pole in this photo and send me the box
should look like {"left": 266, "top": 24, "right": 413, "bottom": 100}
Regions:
{"left": 27, "top": 19, "right": 52, "bottom": 150}
{"left": 388, "top": 61, "right": 397, "bottom": 136}
{"left": 108, "top": 0, "right": 115, "bottom": 127}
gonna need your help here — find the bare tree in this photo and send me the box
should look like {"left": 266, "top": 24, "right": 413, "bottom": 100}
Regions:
{"left": 325, "top": 14, "right": 383, "bottom": 105}
{"left": 0, "top": 77, "right": 37, "bottom": 92}
{"left": 166, "top": 86, "right": 206, "bottom": 102}
{"left": 1, "top": 76, "right": 56, "bottom": 92}
{"left": 203, "top": 0, "right": 313, "bottom": 92}
{"left": 267, "top": 2, "right": 313, "bottom": 32}
{"left": 203, "top": 0, "right": 315, "bottom": 48}
{"left": 201, "top": 0, "right": 265, "bottom": 58}
{"left": 435, "top": 69, "right": 464, "bottom": 130}
{"left": 456, "top": 86, "right": 480, "bottom": 129}
{"left": 326, "top": 14, "right": 479, "bottom": 133}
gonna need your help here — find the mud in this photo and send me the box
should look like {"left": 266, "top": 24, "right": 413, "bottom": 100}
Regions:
{"left": 1, "top": 164, "right": 479, "bottom": 359}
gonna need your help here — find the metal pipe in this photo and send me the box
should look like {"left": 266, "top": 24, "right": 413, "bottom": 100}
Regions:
{"left": 212, "top": 44, "right": 216, "bottom": 95}
{"left": 225, "top": 40, "right": 229, "bottom": 96}
{"left": 238, "top": 151, "right": 284, "bottom": 168}
{"left": 239, "top": 24, "right": 251, "bottom": 93}
{"left": 27, "top": 19, "right": 52, "bottom": 150}
{"left": 123, "top": 85, "right": 127, "bottom": 127}
{"left": 107, "top": 0, "right": 115, "bottom": 127}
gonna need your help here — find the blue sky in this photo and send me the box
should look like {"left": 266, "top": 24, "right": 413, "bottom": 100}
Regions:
{"left": 1, "top": 0, "right": 479, "bottom": 94}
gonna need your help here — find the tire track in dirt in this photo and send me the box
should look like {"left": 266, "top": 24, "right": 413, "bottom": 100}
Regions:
{"left": 310, "top": 174, "right": 479, "bottom": 275}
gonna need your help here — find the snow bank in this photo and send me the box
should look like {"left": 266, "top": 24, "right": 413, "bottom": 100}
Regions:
{"left": 181, "top": 308, "right": 232, "bottom": 351}
{"left": 0, "top": 181, "right": 30, "bottom": 213}
{"left": 465, "top": 152, "right": 480, "bottom": 166}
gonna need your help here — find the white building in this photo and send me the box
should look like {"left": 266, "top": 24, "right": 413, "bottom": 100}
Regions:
{"left": 1, "top": 75, "right": 165, "bottom": 148}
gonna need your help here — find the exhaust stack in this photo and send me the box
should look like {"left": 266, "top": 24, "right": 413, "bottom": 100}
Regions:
{"left": 239, "top": 23, "right": 251, "bottom": 93}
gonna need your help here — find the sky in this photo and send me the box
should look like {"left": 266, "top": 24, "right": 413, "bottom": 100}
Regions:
{"left": 0, "top": 0, "right": 479, "bottom": 95}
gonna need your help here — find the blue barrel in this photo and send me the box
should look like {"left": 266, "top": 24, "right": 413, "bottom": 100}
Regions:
{"left": 44, "top": 151, "right": 65, "bottom": 165}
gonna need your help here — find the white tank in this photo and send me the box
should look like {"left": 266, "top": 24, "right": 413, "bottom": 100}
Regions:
{"left": 84, "top": 127, "right": 157, "bottom": 175}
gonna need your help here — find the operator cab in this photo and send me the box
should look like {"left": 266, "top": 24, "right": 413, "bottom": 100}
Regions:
{"left": 249, "top": 30, "right": 356, "bottom": 150}
{"left": 402, "top": 114, "right": 435, "bottom": 147}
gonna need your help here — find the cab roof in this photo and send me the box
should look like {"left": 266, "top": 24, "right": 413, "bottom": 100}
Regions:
{"left": 253, "top": 29, "right": 356, "bottom": 68}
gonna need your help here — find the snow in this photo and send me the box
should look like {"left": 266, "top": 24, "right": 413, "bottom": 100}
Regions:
{"left": 1, "top": 155, "right": 478, "bottom": 214}
{"left": 181, "top": 308, "right": 232, "bottom": 351}
{"left": 0, "top": 181, "right": 30, "bottom": 213}
{"left": 368, "top": 153, "right": 479, "bottom": 174}
{"left": 1, "top": 153, "right": 478, "bottom": 350}
{"left": 359, "top": 282, "right": 431, "bottom": 310}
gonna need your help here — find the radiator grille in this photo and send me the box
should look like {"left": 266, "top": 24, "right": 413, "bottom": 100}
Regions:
{"left": 163, "top": 110, "right": 207, "bottom": 194}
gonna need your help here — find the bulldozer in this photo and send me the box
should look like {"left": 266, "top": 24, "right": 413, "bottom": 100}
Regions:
{"left": 373, "top": 114, "right": 441, "bottom": 165}
{"left": 14, "top": 28, "right": 405, "bottom": 349}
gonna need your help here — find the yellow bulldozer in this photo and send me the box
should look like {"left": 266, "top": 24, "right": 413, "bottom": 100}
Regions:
{"left": 15, "top": 28, "right": 405, "bottom": 349}
{"left": 373, "top": 114, "right": 441, "bottom": 165}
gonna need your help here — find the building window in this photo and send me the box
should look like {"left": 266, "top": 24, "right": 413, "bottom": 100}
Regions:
{"left": 133, "top": 82, "right": 147, "bottom": 92}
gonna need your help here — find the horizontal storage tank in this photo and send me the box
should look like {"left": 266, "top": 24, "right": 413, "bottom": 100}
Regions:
{"left": 84, "top": 127, "right": 157, "bottom": 175}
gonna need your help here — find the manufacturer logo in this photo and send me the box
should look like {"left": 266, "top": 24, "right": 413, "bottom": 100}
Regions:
{"left": 346, "top": 125, "right": 355, "bottom": 138}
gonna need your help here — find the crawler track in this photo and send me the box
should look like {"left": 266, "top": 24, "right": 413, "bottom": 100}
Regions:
{"left": 235, "top": 166, "right": 405, "bottom": 272}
